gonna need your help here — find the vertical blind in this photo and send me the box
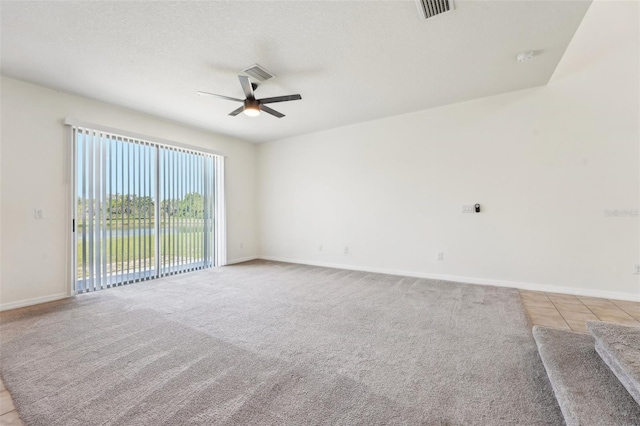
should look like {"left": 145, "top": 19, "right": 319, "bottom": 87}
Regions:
{"left": 72, "top": 125, "right": 225, "bottom": 293}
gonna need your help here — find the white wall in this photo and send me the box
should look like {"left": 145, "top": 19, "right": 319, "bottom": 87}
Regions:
{"left": 0, "top": 76, "right": 258, "bottom": 310}
{"left": 257, "top": 0, "right": 640, "bottom": 300}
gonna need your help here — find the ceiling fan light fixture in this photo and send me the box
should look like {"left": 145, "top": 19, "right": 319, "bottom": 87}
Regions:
{"left": 244, "top": 106, "right": 260, "bottom": 117}
{"left": 243, "top": 99, "right": 261, "bottom": 117}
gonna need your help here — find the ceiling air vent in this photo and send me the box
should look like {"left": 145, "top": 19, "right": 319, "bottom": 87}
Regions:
{"left": 242, "top": 64, "right": 274, "bottom": 82}
{"left": 416, "top": 0, "right": 454, "bottom": 20}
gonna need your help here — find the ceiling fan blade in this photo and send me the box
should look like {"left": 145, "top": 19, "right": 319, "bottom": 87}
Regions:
{"left": 196, "top": 91, "right": 244, "bottom": 102}
{"left": 257, "top": 94, "right": 302, "bottom": 104}
{"left": 238, "top": 75, "right": 254, "bottom": 99}
{"left": 261, "top": 105, "right": 285, "bottom": 118}
{"left": 229, "top": 106, "right": 244, "bottom": 116}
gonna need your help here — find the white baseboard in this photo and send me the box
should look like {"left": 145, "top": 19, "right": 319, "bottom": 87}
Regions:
{"left": 257, "top": 256, "right": 640, "bottom": 302}
{"left": 226, "top": 256, "right": 259, "bottom": 265}
{"left": 3, "top": 258, "right": 636, "bottom": 312}
{"left": 0, "top": 293, "right": 70, "bottom": 312}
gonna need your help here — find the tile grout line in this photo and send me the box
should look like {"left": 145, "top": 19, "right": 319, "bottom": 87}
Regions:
{"left": 575, "top": 297, "right": 609, "bottom": 322}
{"left": 551, "top": 294, "right": 639, "bottom": 324}
{"left": 609, "top": 300, "right": 640, "bottom": 321}
{"left": 545, "top": 295, "right": 577, "bottom": 331}
{"left": 1, "top": 409, "right": 21, "bottom": 422}
{"left": 604, "top": 302, "right": 637, "bottom": 321}
{"left": 585, "top": 298, "right": 638, "bottom": 322}
{"left": 520, "top": 292, "right": 572, "bottom": 331}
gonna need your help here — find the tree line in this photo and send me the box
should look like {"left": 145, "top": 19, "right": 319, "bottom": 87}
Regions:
{"left": 77, "top": 193, "right": 206, "bottom": 220}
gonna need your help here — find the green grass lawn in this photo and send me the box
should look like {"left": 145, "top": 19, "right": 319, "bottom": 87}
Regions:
{"left": 77, "top": 219, "right": 206, "bottom": 232}
{"left": 76, "top": 231, "right": 208, "bottom": 277}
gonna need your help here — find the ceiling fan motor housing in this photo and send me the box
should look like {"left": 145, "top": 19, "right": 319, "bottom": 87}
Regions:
{"left": 243, "top": 98, "right": 261, "bottom": 116}
{"left": 245, "top": 98, "right": 260, "bottom": 109}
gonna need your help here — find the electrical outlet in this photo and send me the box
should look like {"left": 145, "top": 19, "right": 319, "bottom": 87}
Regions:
{"left": 437, "top": 252, "right": 444, "bottom": 261}
{"left": 461, "top": 205, "right": 475, "bottom": 214}
{"left": 634, "top": 264, "right": 640, "bottom": 275}
{"left": 34, "top": 209, "right": 44, "bottom": 219}
{"left": 344, "top": 246, "right": 349, "bottom": 254}
{"left": 240, "top": 242, "right": 244, "bottom": 249}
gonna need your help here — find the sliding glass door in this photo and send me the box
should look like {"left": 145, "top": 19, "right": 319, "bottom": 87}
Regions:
{"left": 159, "top": 146, "right": 215, "bottom": 276}
{"left": 71, "top": 126, "right": 224, "bottom": 293}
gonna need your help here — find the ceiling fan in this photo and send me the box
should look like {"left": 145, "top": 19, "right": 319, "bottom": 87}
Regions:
{"left": 197, "top": 75, "right": 301, "bottom": 118}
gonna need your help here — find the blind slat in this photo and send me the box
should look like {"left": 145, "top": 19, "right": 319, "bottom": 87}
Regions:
{"left": 73, "top": 126, "right": 223, "bottom": 293}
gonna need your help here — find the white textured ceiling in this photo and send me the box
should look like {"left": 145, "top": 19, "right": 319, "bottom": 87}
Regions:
{"left": 0, "top": 0, "right": 591, "bottom": 143}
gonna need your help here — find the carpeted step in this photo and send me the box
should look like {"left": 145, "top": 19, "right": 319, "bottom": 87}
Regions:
{"left": 533, "top": 326, "right": 640, "bottom": 426}
{"left": 587, "top": 320, "right": 640, "bottom": 406}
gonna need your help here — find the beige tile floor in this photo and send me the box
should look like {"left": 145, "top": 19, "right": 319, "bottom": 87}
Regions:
{"left": 0, "top": 291, "right": 638, "bottom": 425}
{"left": 0, "top": 378, "right": 22, "bottom": 426}
{"left": 519, "top": 290, "right": 640, "bottom": 333}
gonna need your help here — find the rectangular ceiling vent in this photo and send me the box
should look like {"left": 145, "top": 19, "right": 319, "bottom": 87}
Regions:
{"left": 416, "top": 0, "right": 454, "bottom": 20}
{"left": 242, "top": 64, "right": 274, "bottom": 82}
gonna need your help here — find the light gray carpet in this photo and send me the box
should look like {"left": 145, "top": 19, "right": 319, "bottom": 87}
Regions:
{"left": 0, "top": 260, "right": 562, "bottom": 425}
{"left": 533, "top": 326, "right": 640, "bottom": 426}
{"left": 588, "top": 320, "right": 640, "bottom": 406}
